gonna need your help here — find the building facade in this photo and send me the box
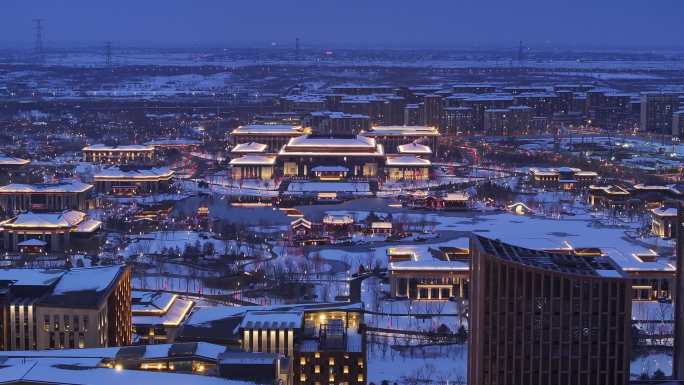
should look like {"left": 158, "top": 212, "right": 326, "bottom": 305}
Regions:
{"left": 93, "top": 167, "right": 174, "bottom": 196}
{"left": 0, "top": 210, "right": 101, "bottom": 253}
{"left": 640, "top": 92, "right": 680, "bottom": 134}
{"left": 469, "top": 236, "right": 631, "bottom": 385}
{"left": 0, "top": 181, "right": 92, "bottom": 213}
{"left": 83, "top": 144, "right": 155, "bottom": 165}
{"left": 0, "top": 265, "right": 131, "bottom": 351}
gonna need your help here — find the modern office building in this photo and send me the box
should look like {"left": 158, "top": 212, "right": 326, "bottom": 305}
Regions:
{"left": 673, "top": 110, "right": 684, "bottom": 138}
{"left": 0, "top": 265, "right": 131, "bottom": 351}
{"left": 640, "top": 92, "right": 680, "bottom": 134}
{"left": 229, "top": 124, "right": 306, "bottom": 152}
{"left": 468, "top": 236, "right": 631, "bottom": 385}
{"left": 483, "top": 109, "right": 511, "bottom": 135}
{"left": 442, "top": 106, "right": 475, "bottom": 135}
{"left": 423, "top": 94, "right": 442, "bottom": 127}
{"left": 305, "top": 111, "right": 371, "bottom": 136}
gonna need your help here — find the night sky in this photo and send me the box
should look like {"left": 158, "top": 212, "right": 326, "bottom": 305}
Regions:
{"left": 1, "top": 0, "right": 683, "bottom": 48}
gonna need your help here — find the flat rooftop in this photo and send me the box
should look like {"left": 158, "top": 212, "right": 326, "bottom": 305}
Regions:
{"left": 231, "top": 124, "right": 303, "bottom": 135}
{"left": 367, "top": 125, "right": 439, "bottom": 136}
{"left": 473, "top": 236, "right": 616, "bottom": 277}
{"left": 83, "top": 144, "right": 154, "bottom": 151}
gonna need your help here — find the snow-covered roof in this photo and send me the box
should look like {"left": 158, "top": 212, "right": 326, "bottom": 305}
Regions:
{"left": 184, "top": 302, "right": 363, "bottom": 328}
{"left": 132, "top": 291, "right": 177, "bottom": 314}
{"left": 371, "top": 222, "right": 392, "bottom": 229}
{"left": 83, "top": 144, "right": 154, "bottom": 151}
{"left": 94, "top": 167, "right": 174, "bottom": 180}
{"left": 651, "top": 207, "right": 678, "bottom": 217}
{"left": 229, "top": 155, "right": 276, "bottom": 166}
{"left": 17, "top": 239, "right": 47, "bottom": 247}
{"left": 0, "top": 361, "right": 252, "bottom": 385}
{"left": 602, "top": 248, "right": 675, "bottom": 273}
{"left": 0, "top": 154, "right": 30, "bottom": 166}
{"left": 76, "top": 218, "right": 102, "bottom": 233}
{"left": 144, "top": 138, "right": 201, "bottom": 147}
{"left": 231, "top": 124, "right": 302, "bottom": 135}
{"left": 444, "top": 192, "right": 469, "bottom": 201}
{"left": 0, "top": 268, "right": 63, "bottom": 286}
{"left": 133, "top": 297, "right": 194, "bottom": 327}
{"left": 589, "top": 185, "right": 630, "bottom": 195}
{"left": 280, "top": 135, "right": 384, "bottom": 157}
{"left": 0, "top": 210, "right": 87, "bottom": 229}
{"left": 236, "top": 311, "right": 303, "bottom": 331}
{"left": 397, "top": 142, "right": 432, "bottom": 154}
{"left": 367, "top": 125, "right": 439, "bottom": 136}
{"left": 290, "top": 218, "right": 312, "bottom": 228}
{"left": 311, "top": 165, "right": 349, "bottom": 172}
{"left": 51, "top": 265, "right": 124, "bottom": 296}
{"left": 0, "top": 341, "right": 228, "bottom": 362}
{"left": 230, "top": 142, "right": 268, "bottom": 153}
{"left": 323, "top": 214, "right": 354, "bottom": 225}
{"left": 385, "top": 155, "right": 431, "bottom": 167}
{"left": 0, "top": 181, "right": 93, "bottom": 194}
{"left": 286, "top": 134, "right": 375, "bottom": 148}
{"left": 389, "top": 259, "right": 469, "bottom": 272}
{"left": 218, "top": 351, "right": 279, "bottom": 366}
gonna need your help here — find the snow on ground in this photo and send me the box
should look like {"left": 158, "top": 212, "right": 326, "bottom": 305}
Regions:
{"left": 367, "top": 343, "right": 468, "bottom": 384}
{"left": 120, "top": 230, "right": 268, "bottom": 258}
{"left": 367, "top": 343, "right": 672, "bottom": 383}
{"left": 307, "top": 235, "right": 469, "bottom": 273}
{"left": 630, "top": 352, "right": 672, "bottom": 379}
{"left": 433, "top": 211, "right": 652, "bottom": 255}
{"left": 179, "top": 180, "right": 278, "bottom": 197}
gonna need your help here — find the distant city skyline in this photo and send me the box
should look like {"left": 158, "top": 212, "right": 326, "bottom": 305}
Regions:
{"left": 0, "top": 0, "right": 683, "bottom": 49}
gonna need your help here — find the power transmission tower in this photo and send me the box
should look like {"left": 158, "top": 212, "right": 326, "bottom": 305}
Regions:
{"left": 295, "top": 37, "right": 300, "bottom": 60}
{"left": 32, "top": 18, "right": 44, "bottom": 64}
{"left": 105, "top": 41, "right": 112, "bottom": 68}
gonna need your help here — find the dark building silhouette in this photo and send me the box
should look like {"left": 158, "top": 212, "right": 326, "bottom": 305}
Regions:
{"left": 468, "top": 236, "right": 631, "bottom": 385}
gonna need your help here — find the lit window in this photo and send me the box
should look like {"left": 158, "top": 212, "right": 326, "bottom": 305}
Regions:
{"left": 344, "top": 365, "right": 349, "bottom": 374}
{"left": 329, "top": 357, "right": 335, "bottom": 366}
{"left": 300, "top": 357, "right": 306, "bottom": 365}
{"left": 315, "top": 365, "right": 320, "bottom": 373}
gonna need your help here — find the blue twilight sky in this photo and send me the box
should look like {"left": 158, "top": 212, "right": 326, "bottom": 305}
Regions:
{"left": 1, "top": 0, "right": 683, "bottom": 48}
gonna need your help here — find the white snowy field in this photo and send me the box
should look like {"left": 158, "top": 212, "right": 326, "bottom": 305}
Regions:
{"left": 119, "top": 230, "right": 270, "bottom": 258}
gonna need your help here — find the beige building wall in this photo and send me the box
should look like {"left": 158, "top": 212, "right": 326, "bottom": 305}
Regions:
{"left": 34, "top": 304, "right": 108, "bottom": 350}
{"left": 8, "top": 301, "right": 38, "bottom": 350}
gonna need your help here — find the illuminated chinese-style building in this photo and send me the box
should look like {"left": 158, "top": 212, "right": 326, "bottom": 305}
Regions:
{"left": 278, "top": 135, "right": 384, "bottom": 179}
{"left": 0, "top": 210, "right": 101, "bottom": 252}
{"left": 0, "top": 181, "right": 93, "bottom": 213}
{"left": 83, "top": 144, "right": 156, "bottom": 165}
{"left": 93, "top": 167, "right": 174, "bottom": 196}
